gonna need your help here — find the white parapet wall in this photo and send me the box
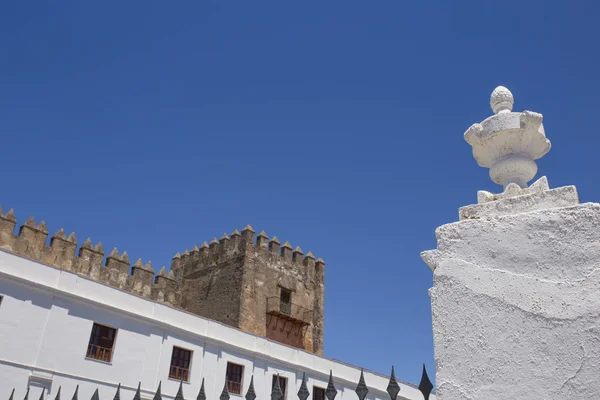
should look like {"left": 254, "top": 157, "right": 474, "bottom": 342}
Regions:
{"left": 0, "top": 249, "right": 433, "bottom": 400}
{"left": 422, "top": 87, "right": 600, "bottom": 399}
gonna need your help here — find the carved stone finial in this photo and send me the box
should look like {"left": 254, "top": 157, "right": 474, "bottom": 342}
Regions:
{"left": 464, "top": 86, "right": 551, "bottom": 188}
{"left": 270, "top": 236, "right": 280, "bottom": 244}
{"left": 173, "top": 252, "right": 181, "bottom": 259}
{"left": 231, "top": 229, "right": 241, "bottom": 237}
{"left": 121, "top": 251, "right": 130, "bottom": 263}
{"left": 54, "top": 228, "right": 66, "bottom": 240}
{"left": 66, "top": 232, "right": 77, "bottom": 243}
{"left": 81, "top": 238, "right": 93, "bottom": 249}
{"left": 158, "top": 266, "right": 167, "bottom": 276}
{"left": 490, "top": 86, "right": 514, "bottom": 114}
{"left": 200, "top": 241, "right": 209, "bottom": 249}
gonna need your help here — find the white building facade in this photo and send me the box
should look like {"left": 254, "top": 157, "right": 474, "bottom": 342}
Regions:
{"left": 0, "top": 249, "right": 433, "bottom": 400}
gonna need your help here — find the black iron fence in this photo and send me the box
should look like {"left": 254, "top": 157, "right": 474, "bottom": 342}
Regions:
{"left": 6, "top": 365, "right": 433, "bottom": 400}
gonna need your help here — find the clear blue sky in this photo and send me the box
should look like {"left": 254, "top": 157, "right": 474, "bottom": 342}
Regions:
{"left": 1, "top": 1, "right": 599, "bottom": 388}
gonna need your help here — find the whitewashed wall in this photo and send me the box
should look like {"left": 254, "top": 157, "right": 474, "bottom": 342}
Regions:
{"left": 0, "top": 250, "right": 433, "bottom": 400}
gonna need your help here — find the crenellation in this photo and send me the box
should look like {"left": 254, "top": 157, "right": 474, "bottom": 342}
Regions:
{"left": 16, "top": 217, "right": 49, "bottom": 259}
{"left": 292, "top": 246, "right": 304, "bottom": 263}
{"left": 152, "top": 265, "right": 178, "bottom": 304}
{"left": 129, "top": 259, "right": 154, "bottom": 297}
{"left": 230, "top": 229, "right": 241, "bottom": 247}
{"left": 241, "top": 225, "right": 255, "bottom": 242}
{"left": 0, "top": 205, "right": 183, "bottom": 307}
{"left": 303, "top": 251, "right": 316, "bottom": 268}
{"left": 268, "top": 236, "right": 280, "bottom": 254}
{"left": 44, "top": 228, "right": 78, "bottom": 271}
{"left": 256, "top": 230, "right": 269, "bottom": 248}
{"left": 105, "top": 248, "right": 130, "bottom": 274}
{"left": 170, "top": 252, "right": 181, "bottom": 274}
{"left": 78, "top": 239, "right": 105, "bottom": 279}
{"left": 209, "top": 238, "right": 219, "bottom": 255}
{"left": 0, "top": 208, "right": 17, "bottom": 251}
{"left": 281, "top": 241, "right": 293, "bottom": 260}
{"left": 219, "top": 233, "right": 230, "bottom": 254}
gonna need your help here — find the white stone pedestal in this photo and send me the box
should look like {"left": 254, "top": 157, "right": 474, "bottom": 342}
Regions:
{"left": 421, "top": 87, "right": 600, "bottom": 399}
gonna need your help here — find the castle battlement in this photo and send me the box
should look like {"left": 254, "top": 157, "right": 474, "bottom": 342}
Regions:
{"left": 171, "top": 224, "right": 325, "bottom": 282}
{"left": 0, "top": 205, "right": 324, "bottom": 354}
{"left": 0, "top": 205, "right": 179, "bottom": 307}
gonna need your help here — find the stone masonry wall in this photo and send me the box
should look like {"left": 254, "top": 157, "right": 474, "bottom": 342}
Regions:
{"left": 172, "top": 226, "right": 325, "bottom": 355}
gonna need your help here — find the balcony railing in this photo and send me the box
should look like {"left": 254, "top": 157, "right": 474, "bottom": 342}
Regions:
{"left": 86, "top": 344, "right": 113, "bottom": 362}
{"left": 266, "top": 297, "right": 313, "bottom": 325}
{"left": 227, "top": 380, "right": 242, "bottom": 395}
{"left": 169, "top": 365, "right": 190, "bottom": 382}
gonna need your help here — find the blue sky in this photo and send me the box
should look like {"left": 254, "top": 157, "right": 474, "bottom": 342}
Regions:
{"left": 1, "top": 1, "right": 599, "bottom": 388}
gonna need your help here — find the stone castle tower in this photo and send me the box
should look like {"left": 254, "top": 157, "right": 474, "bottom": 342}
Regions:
{"left": 0, "top": 213, "right": 325, "bottom": 355}
{"left": 171, "top": 226, "right": 325, "bottom": 355}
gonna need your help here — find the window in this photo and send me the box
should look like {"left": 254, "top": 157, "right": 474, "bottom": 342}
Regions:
{"left": 226, "top": 362, "right": 244, "bottom": 394}
{"left": 272, "top": 375, "right": 288, "bottom": 400}
{"left": 313, "top": 387, "right": 325, "bottom": 400}
{"left": 280, "top": 289, "right": 292, "bottom": 315}
{"left": 169, "top": 347, "right": 192, "bottom": 382}
{"left": 86, "top": 323, "right": 117, "bottom": 362}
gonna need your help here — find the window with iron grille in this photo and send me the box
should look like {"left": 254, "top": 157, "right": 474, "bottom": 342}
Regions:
{"left": 86, "top": 323, "right": 117, "bottom": 362}
{"left": 226, "top": 362, "right": 244, "bottom": 394}
{"left": 279, "top": 289, "right": 292, "bottom": 315}
{"left": 313, "top": 387, "right": 325, "bottom": 400}
{"left": 272, "top": 375, "right": 288, "bottom": 400}
{"left": 169, "top": 346, "right": 192, "bottom": 382}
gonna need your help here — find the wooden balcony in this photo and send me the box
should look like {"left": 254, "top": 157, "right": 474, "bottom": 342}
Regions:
{"left": 266, "top": 297, "right": 312, "bottom": 326}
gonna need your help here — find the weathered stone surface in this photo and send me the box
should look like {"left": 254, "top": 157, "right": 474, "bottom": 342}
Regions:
{"left": 178, "top": 232, "right": 324, "bottom": 354}
{"left": 423, "top": 192, "right": 600, "bottom": 399}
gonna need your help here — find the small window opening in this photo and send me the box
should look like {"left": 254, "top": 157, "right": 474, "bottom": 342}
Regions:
{"left": 169, "top": 346, "right": 192, "bottom": 382}
{"left": 313, "top": 387, "right": 325, "bottom": 400}
{"left": 86, "top": 323, "right": 117, "bottom": 362}
{"left": 280, "top": 289, "right": 292, "bottom": 315}
{"left": 226, "top": 362, "right": 244, "bottom": 394}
